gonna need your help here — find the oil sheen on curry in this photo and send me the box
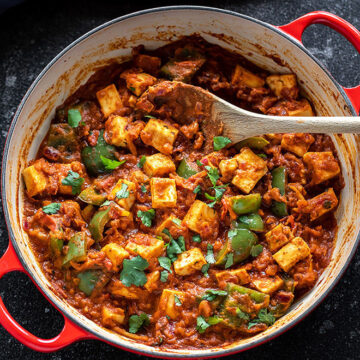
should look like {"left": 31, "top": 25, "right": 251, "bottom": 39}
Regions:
{"left": 22, "top": 36, "right": 343, "bottom": 349}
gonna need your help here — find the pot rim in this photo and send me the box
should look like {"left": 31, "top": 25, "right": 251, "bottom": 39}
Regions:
{"left": 2, "top": 5, "right": 359, "bottom": 358}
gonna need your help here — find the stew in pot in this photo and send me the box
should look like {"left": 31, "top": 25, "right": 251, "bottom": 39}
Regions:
{"left": 22, "top": 36, "right": 343, "bottom": 349}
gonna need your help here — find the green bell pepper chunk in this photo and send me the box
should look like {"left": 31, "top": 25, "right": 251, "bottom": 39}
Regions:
{"left": 177, "top": 159, "right": 197, "bottom": 179}
{"left": 231, "top": 194, "right": 261, "bottom": 215}
{"left": 78, "top": 186, "right": 107, "bottom": 206}
{"left": 89, "top": 207, "right": 111, "bottom": 242}
{"left": 237, "top": 213, "right": 264, "bottom": 232}
{"left": 271, "top": 166, "right": 288, "bottom": 217}
{"left": 236, "top": 137, "right": 269, "bottom": 150}
{"left": 216, "top": 228, "right": 258, "bottom": 266}
{"left": 81, "top": 130, "right": 117, "bottom": 176}
{"left": 50, "top": 236, "right": 63, "bottom": 258}
{"left": 62, "top": 233, "right": 87, "bottom": 266}
{"left": 226, "top": 283, "right": 269, "bottom": 305}
{"left": 77, "top": 269, "right": 102, "bottom": 296}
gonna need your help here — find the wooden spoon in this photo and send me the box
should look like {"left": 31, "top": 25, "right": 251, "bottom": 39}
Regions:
{"left": 138, "top": 81, "right": 359, "bottom": 147}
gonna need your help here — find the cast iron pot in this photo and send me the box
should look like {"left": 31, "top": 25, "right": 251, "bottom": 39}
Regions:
{"left": 1, "top": 6, "right": 360, "bottom": 358}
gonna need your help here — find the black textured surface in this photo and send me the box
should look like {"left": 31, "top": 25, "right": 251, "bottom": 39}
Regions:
{"left": 1, "top": 0, "right": 360, "bottom": 359}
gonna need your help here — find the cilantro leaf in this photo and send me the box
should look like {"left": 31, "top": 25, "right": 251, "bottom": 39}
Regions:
{"left": 250, "top": 244, "right": 263, "bottom": 257}
{"left": 137, "top": 209, "right": 155, "bottom": 227}
{"left": 141, "top": 185, "right": 147, "bottom": 193}
{"left": 120, "top": 256, "right": 149, "bottom": 287}
{"left": 201, "top": 264, "right": 210, "bottom": 277}
{"left": 172, "top": 218, "right": 182, "bottom": 226}
{"left": 213, "top": 136, "right": 231, "bottom": 151}
{"left": 101, "top": 200, "right": 112, "bottom": 207}
{"left": 248, "top": 309, "right": 275, "bottom": 329}
{"left": 129, "top": 86, "right": 136, "bottom": 92}
{"left": 61, "top": 170, "right": 84, "bottom": 195}
{"left": 236, "top": 308, "right": 250, "bottom": 321}
{"left": 137, "top": 156, "right": 146, "bottom": 168}
{"left": 257, "top": 153, "right": 267, "bottom": 159}
{"left": 42, "top": 203, "right": 61, "bottom": 214}
{"left": 67, "top": 109, "right": 82, "bottom": 128}
{"left": 201, "top": 289, "right": 228, "bottom": 302}
{"left": 193, "top": 185, "right": 201, "bottom": 194}
{"left": 144, "top": 115, "right": 156, "bottom": 119}
{"left": 196, "top": 316, "right": 211, "bottom": 334}
{"left": 205, "top": 244, "right": 215, "bottom": 264}
{"left": 224, "top": 253, "right": 234, "bottom": 269}
{"left": 166, "top": 233, "right": 184, "bottom": 262}
{"left": 116, "top": 183, "right": 129, "bottom": 199}
{"left": 160, "top": 270, "right": 169, "bottom": 283}
{"left": 192, "top": 234, "right": 201, "bottom": 243}
{"left": 177, "top": 236, "right": 186, "bottom": 252}
{"left": 174, "top": 295, "right": 182, "bottom": 306}
{"left": 196, "top": 160, "right": 203, "bottom": 167}
{"left": 158, "top": 256, "right": 172, "bottom": 273}
{"left": 205, "top": 166, "right": 219, "bottom": 187}
{"left": 100, "top": 155, "right": 125, "bottom": 170}
{"left": 129, "top": 313, "right": 150, "bottom": 333}
{"left": 205, "top": 185, "right": 227, "bottom": 207}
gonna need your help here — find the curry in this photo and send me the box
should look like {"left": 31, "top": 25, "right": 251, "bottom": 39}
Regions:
{"left": 22, "top": 36, "right": 343, "bottom": 349}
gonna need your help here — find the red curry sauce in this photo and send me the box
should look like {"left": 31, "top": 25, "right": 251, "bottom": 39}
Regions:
{"left": 22, "top": 36, "right": 343, "bottom": 349}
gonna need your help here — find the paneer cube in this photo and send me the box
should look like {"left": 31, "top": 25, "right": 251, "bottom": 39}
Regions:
{"left": 231, "top": 64, "right": 265, "bottom": 88}
{"left": 123, "top": 72, "right": 156, "bottom": 96}
{"left": 231, "top": 148, "right": 268, "bottom": 193}
{"left": 158, "top": 289, "right": 186, "bottom": 320}
{"left": 183, "top": 200, "right": 218, "bottom": 236}
{"left": 266, "top": 74, "right": 298, "bottom": 98}
{"left": 173, "top": 248, "right": 207, "bottom": 276}
{"left": 306, "top": 188, "right": 338, "bottom": 221}
{"left": 23, "top": 163, "right": 47, "bottom": 197}
{"left": 253, "top": 276, "right": 284, "bottom": 294}
{"left": 156, "top": 215, "right": 183, "bottom": 241}
{"left": 273, "top": 237, "right": 311, "bottom": 272}
{"left": 281, "top": 133, "right": 315, "bottom": 157}
{"left": 104, "top": 115, "right": 129, "bottom": 147}
{"left": 265, "top": 224, "right": 294, "bottom": 253}
{"left": 303, "top": 151, "right": 340, "bottom": 185}
{"left": 96, "top": 84, "right": 122, "bottom": 118}
{"left": 150, "top": 178, "right": 177, "bottom": 208}
{"left": 109, "top": 179, "right": 136, "bottom": 210}
{"left": 108, "top": 280, "right": 143, "bottom": 299}
{"left": 219, "top": 157, "right": 238, "bottom": 181}
{"left": 102, "top": 243, "right": 129, "bottom": 271}
{"left": 144, "top": 271, "right": 160, "bottom": 292}
{"left": 140, "top": 119, "right": 179, "bottom": 155}
{"left": 102, "top": 306, "right": 125, "bottom": 326}
{"left": 125, "top": 236, "right": 165, "bottom": 261}
{"left": 57, "top": 164, "right": 73, "bottom": 195}
{"left": 287, "top": 99, "right": 314, "bottom": 116}
{"left": 215, "top": 268, "right": 250, "bottom": 286}
{"left": 143, "top": 153, "right": 176, "bottom": 177}
{"left": 130, "top": 170, "right": 149, "bottom": 184}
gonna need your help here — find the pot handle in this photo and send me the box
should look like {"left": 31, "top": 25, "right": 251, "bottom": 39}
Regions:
{"left": 0, "top": 242, "right": 94, "bottom": 352}
{"left": 278, "top": 11, "right": 360, "bottom": 113}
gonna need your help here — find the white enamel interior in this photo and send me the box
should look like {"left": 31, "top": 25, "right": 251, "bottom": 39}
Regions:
{"left": 3, "top": 7, "right": 360, "bottom": 358}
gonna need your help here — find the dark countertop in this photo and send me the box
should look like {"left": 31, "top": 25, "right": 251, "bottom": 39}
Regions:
{"left": 1, "top": 0, "right": 360, "bottom": 359}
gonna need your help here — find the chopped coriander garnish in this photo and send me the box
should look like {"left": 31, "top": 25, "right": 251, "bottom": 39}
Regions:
{"left": 42, "top": 203, "right": 61, "bottom": 215}
{"left": 205, "top": 244, "right": 215, "bottom": 264}
{"left": 205, "top": 185, "right": 227, "bottom": 207}
{"left": 205, "top": 166, "right": 219, "bottom": 187}
{"left": 100, "top": 155, "right": 125, "bottom": 170}
{"left": 165, "top": 230, "right": 185, "bottom": 262}
{"left": 137, "top": 156, "right": 146, "bottom": 168}
{"left": 201, "top": 264, "right": 210, "bottom": 277}
{"left": 248, "top": 309, "right": 275, "bottom": 329}
{"left": 257, "top": 153, "right": 267, "bottom": 159}
{"left": 224, "top": 253, "right": 234, "bottom": 269}
{"left": 141, "top": 184, "right": 147, "bottom": 193}
{"left": 160, "top": 270, "right": 169, "bottom": 283}
{"left": 120, "top": 256, "right": 149, "bottom": 287}
{"left": 250, "top": 244, "right": 263, "bottom": 257}
{"left": 236, "top": 308, "right": 250, "bottom": 321}
{"left": 67, "top": 109, "right": 82, "bottom": 128}
{"left": 128, "top": 313, "right": 150, "bottom": 333}
{"left": 193, "top": 185, "right": 201, "bottom": 194}
{"left": 196, "top": 159, "right": 203, "bottom": 167}
{"left": 213, "top": 136, "right": 231, "bottom": 151}
{"left": 196, "top": 316, "right": 211, "bottom": 334}
{"left": 144, "top": 114, "right": 156, "bottom": 119}
{"left": 192, "top": 234, "right": 201, "bottom": 243}
{"left": 174, "top": 295, "right": 182, "bottom": 307}
{"left": 137, "top": 208, "right": 155, "bottom": 227}
{"left": 158, "top": 256, "right": 172, "bottom": 273}
{"left": 116, "top": 183, "right": 129, "bottom": 199}
{"left": 61, "top": 170, "right": 84, "bottom": 195}
{"left": 129, "top": 86, "right": 136, "bottom": 92}
{"left": 201, "top": 289, "right": 227, "bottom": 302}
